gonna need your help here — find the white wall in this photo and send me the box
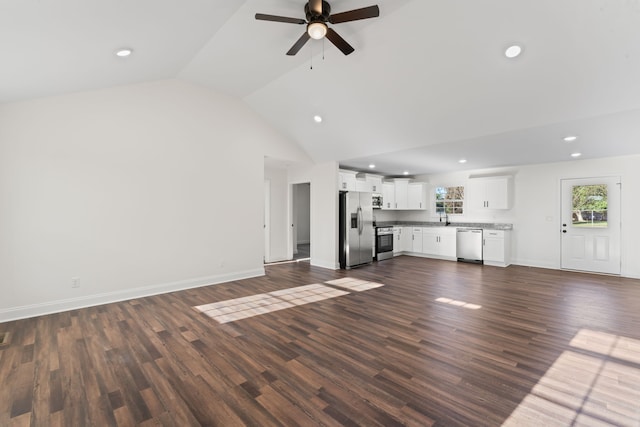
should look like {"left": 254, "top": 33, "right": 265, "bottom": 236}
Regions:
{"left": 264, "top": 166, "right": 291, "bottom": 262}
{"left": 0, "top": 79, "right": 311, "bottom": 321}
{"left": 388, "top": 155, "right": 640, "bottom": 278}
{"left": 283, "top": 161, "right": 339, "bottom": 269}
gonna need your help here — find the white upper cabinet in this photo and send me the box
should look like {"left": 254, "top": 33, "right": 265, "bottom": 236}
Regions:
{"left": 382, "top": 179, "right": 427, "bottom": 210}
{"left": 382, "top": 182, "right": 395, "bottom": 209}
{"left": 408, "top": 182, "right": 428, "bottom": 210}
{"left": 468, "top": 176, "right": 513, "bottom": 210}
{"left": 394, "top": 179, "right": 410, "bottom": 209}
{"left": 338, "top": 170, "right": 358, "bottom": 191}
{"left": 358, "top": 173, "right": 383, "bottom": 194}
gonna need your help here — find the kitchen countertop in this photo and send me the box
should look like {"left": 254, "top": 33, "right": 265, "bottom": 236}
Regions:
{"left": 374, "top": 221, "right": 513, "bottom": 230}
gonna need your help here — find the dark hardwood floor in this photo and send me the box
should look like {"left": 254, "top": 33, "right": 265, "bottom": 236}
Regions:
{"left": 1, "top": 256, "right": 640, "bottom": 426}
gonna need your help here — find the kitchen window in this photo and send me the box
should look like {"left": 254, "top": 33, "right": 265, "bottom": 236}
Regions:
{"left": 435, "top": 185, "right": 464, "bottom": 215}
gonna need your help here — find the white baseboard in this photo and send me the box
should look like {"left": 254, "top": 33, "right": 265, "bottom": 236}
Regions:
{"left": 0, "top": 268, "right": 265, "bottom": 323}
{"left": 311, "top": 259, "right": 339, "bottom": 270}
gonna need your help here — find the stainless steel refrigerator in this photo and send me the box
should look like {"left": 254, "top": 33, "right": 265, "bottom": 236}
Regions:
{"left": 339, "top": 191, "right": 374, "bottom": 269}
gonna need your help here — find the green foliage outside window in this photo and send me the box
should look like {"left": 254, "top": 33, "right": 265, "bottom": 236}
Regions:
{"left": 572, "top": 184, "right": 607, "bottom": 227}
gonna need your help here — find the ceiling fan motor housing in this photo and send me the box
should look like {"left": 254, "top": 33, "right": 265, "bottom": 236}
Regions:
{"left": 305, "top": 1, "right": 331, "bottom": 22}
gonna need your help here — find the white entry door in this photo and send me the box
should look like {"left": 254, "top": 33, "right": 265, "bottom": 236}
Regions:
{"left": 561, "top": 177, "right": 621, "bottom": 274}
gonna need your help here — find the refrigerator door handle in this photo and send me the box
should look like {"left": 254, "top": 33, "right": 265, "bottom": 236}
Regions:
{"left": 357, "top": 206, "right": 363, "bottom": 235}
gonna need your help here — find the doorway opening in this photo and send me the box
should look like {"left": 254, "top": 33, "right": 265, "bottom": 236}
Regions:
{"left": 292, "top": 183, "right": 311, "bottom": 261}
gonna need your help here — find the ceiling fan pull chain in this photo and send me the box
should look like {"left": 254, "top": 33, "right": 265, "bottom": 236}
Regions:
{"left": 323, "top": 38, "right": 325, "bottom": 60}
{"left": 310, "top": 42, "right": 313, "bottom": 70}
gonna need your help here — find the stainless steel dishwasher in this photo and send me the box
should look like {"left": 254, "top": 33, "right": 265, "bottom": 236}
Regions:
{"left": 456, "top": 228, "right": 483, "bottom": 264}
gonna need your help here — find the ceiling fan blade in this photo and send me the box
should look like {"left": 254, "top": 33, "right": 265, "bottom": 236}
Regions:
{"left": 329, "top": 5, "right": 380, "bottom": 24}
{"left": 255, "top": 13, "right": 306, "bottom": 24}
{"left": 325, "top": 28, "right": 355, "bottom": 55}
{"left": 286, "top": 32, "right": 311, "bottom": 56}
{"left": 309, "top": 0, "right": 323, "bottom": 15}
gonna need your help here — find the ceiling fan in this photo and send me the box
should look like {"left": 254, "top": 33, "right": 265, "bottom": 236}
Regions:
{"left": 255, "top": 0, "right": 380, "bottom": 56}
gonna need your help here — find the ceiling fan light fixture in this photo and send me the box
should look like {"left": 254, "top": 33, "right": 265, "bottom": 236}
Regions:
{"left": 308, "top": 22, "right": 328, "bottom": 40}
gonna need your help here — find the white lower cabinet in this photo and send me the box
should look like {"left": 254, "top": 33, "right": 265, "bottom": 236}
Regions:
{"left": 393, "top": 227, "right": 402, "bottom": 255}
{"left": 401, "top": 226, "right": 412, "bottom": 253}
{"left": 411, "top": 228, "right": 423, "bottom": 253}
{"left": 483, "top": 230, "right": 511, "bottom": 267}
{"left": 422, "top": 227, "right": 457, "bottom": 259}
{"left": 387, "top": 224, "right": 511, "bottom": 266}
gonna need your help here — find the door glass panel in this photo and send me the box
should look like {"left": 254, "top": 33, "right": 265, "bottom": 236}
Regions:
{"left": 571, "top": 184, "right": 608, "bottom": 228}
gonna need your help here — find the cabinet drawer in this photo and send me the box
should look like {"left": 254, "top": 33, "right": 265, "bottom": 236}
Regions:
{"left": 484, "top": 230, "right": 504, "bottom": 238}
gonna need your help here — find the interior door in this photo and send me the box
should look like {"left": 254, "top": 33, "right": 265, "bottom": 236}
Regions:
{"left": 561, "top": 177, "right": 621, "bottom": 274}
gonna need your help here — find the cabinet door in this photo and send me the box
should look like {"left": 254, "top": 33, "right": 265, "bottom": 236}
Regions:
{"left": 485, "top": 179, "right": 509, "bottom": 209}
{"left": 394, "top": 180, "right": 409, "bottom": 209}
{"left": 401, "top": 226, "right": 412, "bottom": 252}
{"left": 468, "top": 176, "right": 512, "bottom": 209}
{"left": 382, "top": 182, "right": 395, "bottom": 210}
{"left": 483, "top": 230, "right": 505, "bottom": 262}
{"left": 467, "top": 178, "right": 486, "bottom": 210}
{"left": 339, "top": 172, "right": 357, "bottom": 191}
{"left": 411, "top": 228, "right": 423, "bottom": 252}
{"left": 438, "top": 228, "right": 457, "bottom": 257}
{"left": 367, "top": 176, "right": 383, "bottom": 193}
{"left": 408, "top": 183, "right": 427, "bottom": 210}
{"left": 422, "top": 230, "right": 438, "bottom": 255}
{"left": 393, "top": 228, "right": 402, "bottom": 255}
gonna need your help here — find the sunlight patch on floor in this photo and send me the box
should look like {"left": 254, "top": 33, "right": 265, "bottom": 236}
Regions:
{"left": 435, "top": 297, "right": 482, "bottom": 310}
{"left": 195, "top": 279, "right": 384, "bottom": 324}
{"left": 325, "top": 278, "right": 384, "bottom": 292}
{"left": 502, "top": 329, "right": 640, "bottom": 426}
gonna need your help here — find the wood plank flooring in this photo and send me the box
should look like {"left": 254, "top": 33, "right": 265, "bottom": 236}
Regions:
{"left": 1, "top": 256, "right": 640, "bottom": 426}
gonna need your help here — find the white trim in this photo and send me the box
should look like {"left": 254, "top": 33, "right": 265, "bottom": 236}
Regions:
{"left": 0, "top": 268, "right": 265, "bottom": 323}
{"left": 311, "top": 259, "right": 339, "bottom": 270}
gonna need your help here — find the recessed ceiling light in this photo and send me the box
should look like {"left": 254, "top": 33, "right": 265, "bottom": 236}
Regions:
{"left": 505, "top": 45, "right": 522, "bottom": 58}
{"left": 369, "top": 164, "right": 376, "bottom": 169}
{"left": 563, "top": 135, "right": 578, "bottom": 142}
{"left": 403, "top": 171, "right": 409, "bottom": 176}
{"left": 115, "top": 48, "right": 133, "bottom": 57}
{"left": 313, "top": 115, "right": 322, "bottom": 123}
{"left": 459, "top": 159, "right": 467, "bottom": 164}
{"left": 571, "top": 152, "right": 582, "bottom": 158}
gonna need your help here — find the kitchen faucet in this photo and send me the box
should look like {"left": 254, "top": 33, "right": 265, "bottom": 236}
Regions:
{"left": 439, "top": 211, "right": 451, "bottom": 226}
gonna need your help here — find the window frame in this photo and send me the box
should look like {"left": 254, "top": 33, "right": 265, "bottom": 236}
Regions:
{"left": 434, "top": 185, "right": 465, "bottom": 216}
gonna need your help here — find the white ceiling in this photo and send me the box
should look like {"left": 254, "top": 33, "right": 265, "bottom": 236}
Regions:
{"left": 3, "top": 0, "right": 640, "bottom": 175}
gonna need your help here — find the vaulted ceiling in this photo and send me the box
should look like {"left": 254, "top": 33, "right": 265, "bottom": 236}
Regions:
{"left": 3, "top": 0, "right": 640, "bottom": 175}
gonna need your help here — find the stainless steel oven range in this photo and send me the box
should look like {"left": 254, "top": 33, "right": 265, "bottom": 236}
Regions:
{"left": 376, "top": 226, "right": 394, "bottom": 261}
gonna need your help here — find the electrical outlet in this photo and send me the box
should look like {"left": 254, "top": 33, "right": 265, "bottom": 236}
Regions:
{"left": 71, "top": 277, "right": 80, "bottom": 288}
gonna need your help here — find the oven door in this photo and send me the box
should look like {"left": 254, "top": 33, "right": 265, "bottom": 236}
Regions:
{"left": 376, "top": 233, "right": 393, "bottom": 254}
